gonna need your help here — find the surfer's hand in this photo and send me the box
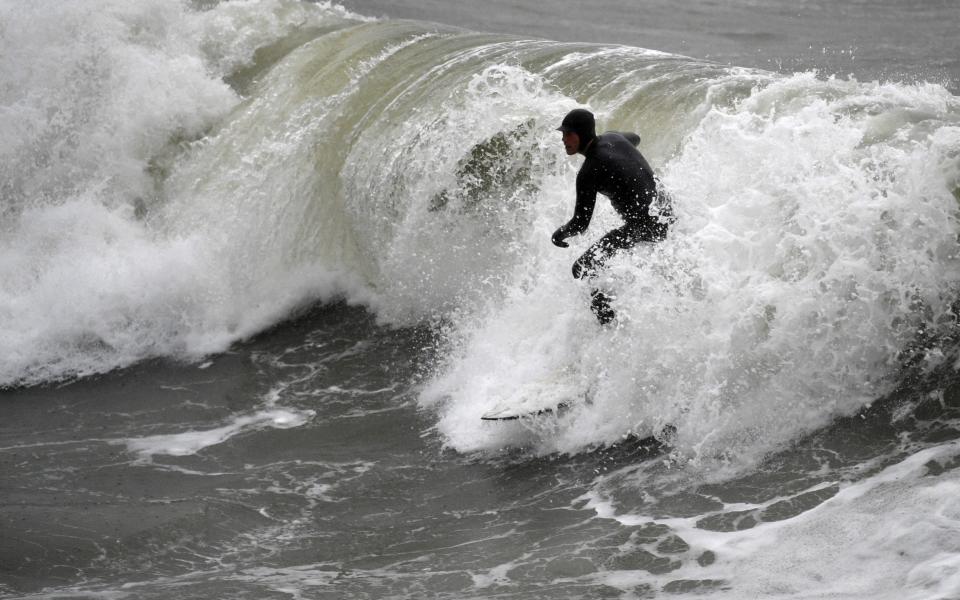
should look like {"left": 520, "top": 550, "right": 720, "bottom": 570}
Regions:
{"left": 551, "top": 228, "right": 569, "bottom": 248}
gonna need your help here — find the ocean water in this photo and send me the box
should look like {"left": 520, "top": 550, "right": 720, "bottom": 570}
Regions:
{"left": 1, "top": 0, "right": 959, "bottom": 598}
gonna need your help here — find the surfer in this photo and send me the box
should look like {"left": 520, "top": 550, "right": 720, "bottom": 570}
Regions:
{"left": 551, "top": 108, "right": 671, "bottom": 324}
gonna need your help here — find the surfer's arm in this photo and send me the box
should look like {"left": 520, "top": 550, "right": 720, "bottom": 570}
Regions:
{"left": 552, "top": 168, "right": 597, "bottom": 247}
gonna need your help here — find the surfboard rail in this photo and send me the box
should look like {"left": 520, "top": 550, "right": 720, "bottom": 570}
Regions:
{"left": 480, "top": 401, "right": 570, "bottom": 421}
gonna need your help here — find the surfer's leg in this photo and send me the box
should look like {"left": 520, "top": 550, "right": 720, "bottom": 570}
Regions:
{"left": 573, "top": 223, "right": 661, "bottom": 325}
{"left": 572, "top": 227, "right": 633, "bottom": 324}
{"left": 571, "top": 226, "right": 634, "bottom": 280}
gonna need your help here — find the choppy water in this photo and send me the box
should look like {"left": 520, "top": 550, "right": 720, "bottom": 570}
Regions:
{"left": 2, "top": 1, "right": 960, "bottom": 598}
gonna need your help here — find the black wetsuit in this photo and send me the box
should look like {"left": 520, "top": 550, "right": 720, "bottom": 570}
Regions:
{"left": 553, "top": 131, "right": 670, "bottom": 323}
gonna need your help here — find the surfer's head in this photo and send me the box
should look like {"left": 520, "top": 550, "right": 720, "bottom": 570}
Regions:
{"left": 557, "top": 108, "right": 596, "bottom": 155}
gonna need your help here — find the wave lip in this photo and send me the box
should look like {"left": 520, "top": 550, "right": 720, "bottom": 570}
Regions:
{"left": 0, "top": 0, "right": 362, "bottom": 388}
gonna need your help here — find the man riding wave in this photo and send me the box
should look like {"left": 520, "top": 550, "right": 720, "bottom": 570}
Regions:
{"left": 552, "top": 108, "right": 672, "bottom": 324}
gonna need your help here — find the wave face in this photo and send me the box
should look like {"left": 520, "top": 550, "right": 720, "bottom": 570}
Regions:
{"left": 423, "top": 68, "right": 960, "bottom": 464}
{"left": 4, "top": 1, "right": 960, "bottom": 466}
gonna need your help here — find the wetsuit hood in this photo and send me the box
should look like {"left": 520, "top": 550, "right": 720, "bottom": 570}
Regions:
{"left": 557, "top": 108, "right": 596, "bottom": 153}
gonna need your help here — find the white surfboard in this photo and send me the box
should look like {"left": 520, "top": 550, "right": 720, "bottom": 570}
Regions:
{"left": 480, "top": 401, "right": 570, "bottom": 421}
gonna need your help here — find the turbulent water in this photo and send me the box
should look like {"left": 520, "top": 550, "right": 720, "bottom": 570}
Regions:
{"left": 2, "top": 0, "right": 960, "bottom": 598}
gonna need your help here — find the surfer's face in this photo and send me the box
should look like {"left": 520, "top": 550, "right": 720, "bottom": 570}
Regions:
{"left": 562, "top": 130, "right": 580, "bottom": 155}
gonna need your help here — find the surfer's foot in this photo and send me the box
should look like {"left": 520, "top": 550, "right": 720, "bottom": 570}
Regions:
{"left": 590, "top": 289, "right": 616, "bottom": 325}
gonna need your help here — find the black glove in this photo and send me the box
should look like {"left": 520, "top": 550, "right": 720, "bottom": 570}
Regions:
{"left": 551, "top": 227, "right": 569, "bottom": 248}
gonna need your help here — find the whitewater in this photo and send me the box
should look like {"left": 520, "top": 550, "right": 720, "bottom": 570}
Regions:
{"left": 2, "top": 0, "right": 960, "bottom": 598}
